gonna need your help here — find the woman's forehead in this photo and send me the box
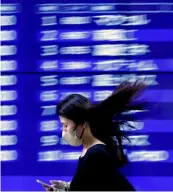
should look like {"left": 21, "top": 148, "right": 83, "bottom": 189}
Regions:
{"left": 59, "top": 116, "right": 73, "bottom": 124}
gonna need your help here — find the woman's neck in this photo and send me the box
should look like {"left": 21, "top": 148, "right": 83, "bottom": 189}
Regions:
{"left": 81, "top": 136, "right": 105, "bottom": 156}
{"left": 81, "top": 126, "right": 105, "bottom": 156}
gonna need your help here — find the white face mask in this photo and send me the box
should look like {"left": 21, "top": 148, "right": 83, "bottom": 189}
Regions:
{"left": 62, "top": 126, "right": 84, "bottom": 146}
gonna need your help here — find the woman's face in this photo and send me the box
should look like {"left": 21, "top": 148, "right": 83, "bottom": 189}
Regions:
{"left": 59, "top": 116, "right": 84, "bottom": 145}
{"left": 59, "top": 116, "right": 75, "bottom": 132}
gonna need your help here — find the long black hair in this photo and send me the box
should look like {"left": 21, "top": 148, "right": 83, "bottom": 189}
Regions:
{"left": 57, "top": 81, "right": 146, "bottom": 167}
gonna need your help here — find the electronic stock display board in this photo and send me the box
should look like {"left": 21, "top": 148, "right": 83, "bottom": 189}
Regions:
{"left": 1, "top": 0, "right": 173, "bottom": 190}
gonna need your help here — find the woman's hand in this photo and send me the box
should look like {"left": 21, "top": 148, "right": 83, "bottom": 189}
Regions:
{"left": 42, "top": 184, "right": 54, "bottom": 191}
{"left": 42, "top": 180, "right": 70, "bottom": 191}
{"left": 50, "top": 180, "right": 66, "bottom": 189}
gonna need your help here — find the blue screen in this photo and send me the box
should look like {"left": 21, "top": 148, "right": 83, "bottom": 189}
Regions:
{"left": 1, "top": 0, "right": 173, "bottom": 190}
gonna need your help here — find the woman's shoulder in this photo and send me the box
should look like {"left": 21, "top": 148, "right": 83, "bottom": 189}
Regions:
{"left": 89, "top": 143, "right": 107, "bottom": 152}
{"left": 82, "top": 144, "right": 110, "bottom": 160}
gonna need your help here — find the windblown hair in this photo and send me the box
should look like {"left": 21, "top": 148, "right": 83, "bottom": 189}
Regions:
{"left": 57, "top": 81, "right": 146, "bottom": 167}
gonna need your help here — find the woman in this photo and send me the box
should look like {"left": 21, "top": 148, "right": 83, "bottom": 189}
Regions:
{"left": 44, "top": 81, "right": 146, "bottom": 191}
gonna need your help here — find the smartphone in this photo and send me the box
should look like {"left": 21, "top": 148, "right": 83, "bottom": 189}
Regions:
{"left": 36, "top": 179, "right": 52, "bottom": 188}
